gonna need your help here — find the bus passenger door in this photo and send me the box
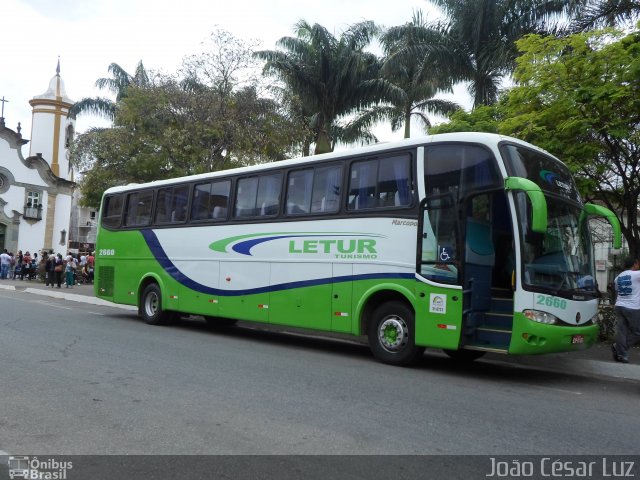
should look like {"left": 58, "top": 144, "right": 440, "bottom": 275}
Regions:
{"left": 460, "top": 192, "right": 514, "bottom": 352}
{"left": 415, "top": 196, "right": 464, "bottom": 349}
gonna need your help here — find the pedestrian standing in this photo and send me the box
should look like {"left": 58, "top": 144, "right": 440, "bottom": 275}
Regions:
{"left": 44, "top": 253, "right": 53, "bottom": 286}
{"left": 612, "top": 257, "right": 640, "bottom": 363}
{"left": 53, "top": 253, "right": 64, "bottom": 288}
{"left": 65, "top": 255, "right": 75, "bottom": 288}
{"left": 22, "top": 251, "right": 32, "bottom": 280}
{"left": 0, "top": 249, "right": 10, "bottom": 279}
{"left": 9, "top": 253, "right": 16, "bottom": 278}
{"left": 16, "top": 250, "right": 23, "bottom": 280}
{"left": 87, "top": 252, "right": 95, "bottom": 283}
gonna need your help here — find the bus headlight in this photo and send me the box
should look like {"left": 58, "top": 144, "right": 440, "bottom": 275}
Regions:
{"left": 523, "top": 309, "right": 559, "bottom": 325}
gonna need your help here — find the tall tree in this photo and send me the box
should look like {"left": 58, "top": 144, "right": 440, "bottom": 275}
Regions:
{"left": 502, "top": 29, "right": 640, "bottom": 257}
{"left": 256, "top": 20, "right": 381, "bottom": 154}
{"left": 71, "top": 78, "right": 299, "bottom": 207}
{"left": 68, "top": 61, "right": 150, "bottom": 120}
{"left": 428, "top": 0, "right": 574, "bottom": 108}
{"left": 433, "top": 28, "right": 640, "bottom": 257}
{"left": 563, "top": 0, "right": 640, "bottom": 32}
{"left": 359, "top": 11, "right": 460, "bottom": 138}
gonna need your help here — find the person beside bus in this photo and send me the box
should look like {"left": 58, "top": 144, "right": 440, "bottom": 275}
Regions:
{"left": 65, "top": 254, "right": 77, "bottom": 288}
{"left": 22, "top": 251, "right": 32, "bottom": 280}
{"left": 87, "top": 252, "right": 95, "bottom": 283}
{"left": 52, "top": 253, "right": 64, "bottom": 288}
{"left": 0, "top": 249, "right": 10, "bottom": 279}
{"left": 612, "top": 257, "right": 640, "bottom": 364}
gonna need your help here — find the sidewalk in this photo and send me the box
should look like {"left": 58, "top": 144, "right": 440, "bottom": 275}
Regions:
{"left": 0, "top": 277, "right": 135, "bottom": 310}
{"left": 1, "top": 276, "right": 639, "bottom": 382}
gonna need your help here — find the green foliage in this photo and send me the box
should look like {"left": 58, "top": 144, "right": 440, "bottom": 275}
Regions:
{"left": 427, "top": 0, "right": 573, "bottom": 107}
{"left": 430, "top": 104, "right": 503, "bottom": 134}
{"left": 498, "top": 28, "right": 640, "bottom": 257}
{"left": 357, "top": 11, "right": 460, "bottom": 138}
{"left": 70, "top": 31, "right": 301, "bottom": 208}
{"left": 69, "top": 61, "right": 149, "bottom": 120}
{"left": 432, "top": 26, "right": 640, "bottom": 256}
{"left": 256, "top": 20, "right": 381, "bottom": 154}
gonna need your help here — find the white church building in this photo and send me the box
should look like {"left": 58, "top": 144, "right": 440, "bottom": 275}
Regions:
{"left": 0, "top": 62, "right": 75, "bottom": 256}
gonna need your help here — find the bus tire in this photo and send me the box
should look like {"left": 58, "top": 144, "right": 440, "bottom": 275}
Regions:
{"left": 443, "top": 349, "right": 486, "bottom": 362}
{"left": 140, "top": 283, "right": 173, "bottom": 326}
{"left": 368, "top": 301, "right": 424, "bottom": 366}
{"left": 204, "top": 316, "right": 238, "bottom": 328}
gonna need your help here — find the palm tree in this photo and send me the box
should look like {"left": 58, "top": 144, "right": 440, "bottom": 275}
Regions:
{"left": 69, "top": 61, "right": 150, "bottom": 120}
{"left": 564, "top": 0, "right": 640, "bottom": 32}
{"left": 256, "top": 20, "right": 381, "bottom": 154}
{"left": 359, "top": 12, "right": 461, "bottom": 138}
{"left": 428, "top": 0, "right": 574, "bottom": 107}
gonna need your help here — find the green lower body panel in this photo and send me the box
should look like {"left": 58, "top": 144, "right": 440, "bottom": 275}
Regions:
{"left": 509, "top": 312, "right": 599, "bottom": 355}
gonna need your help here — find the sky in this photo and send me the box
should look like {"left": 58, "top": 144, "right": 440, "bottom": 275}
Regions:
{"left": 0, "top": 0, "right": 467, "bottom": 147}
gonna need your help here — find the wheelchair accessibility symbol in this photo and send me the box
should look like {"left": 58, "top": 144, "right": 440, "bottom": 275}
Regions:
{"left": 438, "top": 246, "right": 453, "bottom": 262}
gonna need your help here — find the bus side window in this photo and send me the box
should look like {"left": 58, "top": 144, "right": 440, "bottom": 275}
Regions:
{"left": 348, "top": 154, "right": 411, "bottom": 211}
{"left": 191, "top": 183, "right": 212, "bottom": 221}
{"left": 102, "top": 195, "right": 124, "bottom": 229}
{"left": 125, "top": 190, "right": 153, "bottom": 227}
{"left": 348, "top": 160, "right": 378, "bottom": 210}
{"left": 378, "top": 154, "right": 412, "bottom": 207}
{"left": 287, "top": 169, "right": 312, "bottom": 215}
{"left": 156, "top": 185, "right": 189, "bottom": 224}
{"left": 311, "top": 165, "right": 342, "bottom": 213}
{"left": 209, "top": 181, "right": 230, "bottom": 221}
{"left": 234, "top": 177, "right": 259, "bottom": 218}
{"left": 256, "top": 174, "right": 282, "bottom": 216}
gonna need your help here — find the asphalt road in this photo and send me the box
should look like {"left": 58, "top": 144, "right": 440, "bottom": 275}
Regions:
{"left": 0, "top": 288, "right": 638, "bottom": 460}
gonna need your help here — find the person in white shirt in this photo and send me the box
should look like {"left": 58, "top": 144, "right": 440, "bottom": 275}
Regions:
{"left": 0, "top": 249, "right": 11, "bottom": 279}
{"left": 612, "top": 257, "right": 640, "bottom": 363}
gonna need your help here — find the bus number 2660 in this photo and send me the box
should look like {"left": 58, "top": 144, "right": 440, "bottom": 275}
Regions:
{"left": 536, "top": 294, "right": 567, "bottom": 310}
{"left": 99, "top": 249, "right": 116, "bottom": 256}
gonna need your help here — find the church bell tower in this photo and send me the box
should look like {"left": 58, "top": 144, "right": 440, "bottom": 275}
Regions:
{"left": 28, "top": 59, "right": 75, "bottom": 181}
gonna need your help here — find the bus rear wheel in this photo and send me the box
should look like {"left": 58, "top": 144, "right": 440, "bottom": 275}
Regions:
{"left": 140, "top": 283, "right": 174, "bottom": 325}
{"left": 368, "top": 301, "right": 424, "bottom": 366}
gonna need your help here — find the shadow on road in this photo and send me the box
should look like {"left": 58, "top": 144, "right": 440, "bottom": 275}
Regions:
{"left": 104, "top": 311, "right": 636, "bottom": 393}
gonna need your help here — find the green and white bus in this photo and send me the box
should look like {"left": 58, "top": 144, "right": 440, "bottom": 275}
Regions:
{"left": 94, "top": 132, "right": 621, "bottom": 365}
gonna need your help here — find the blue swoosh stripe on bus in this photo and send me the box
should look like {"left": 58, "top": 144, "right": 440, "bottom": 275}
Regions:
{"left": 232, "top": 234, "right": 379, "bottom": 256}
{"left": 141, "top": 229, "right": 413, "bottom": 296}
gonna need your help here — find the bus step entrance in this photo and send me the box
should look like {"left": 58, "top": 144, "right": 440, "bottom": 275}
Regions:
{"left": 462, "top": 290, "right": 513, "bottom": 353}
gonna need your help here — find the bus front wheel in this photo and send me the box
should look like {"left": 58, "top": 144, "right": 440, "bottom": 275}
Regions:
{"left": 140, "top": 283, "right": 174, "bottom": 325}
{"left": 368, "top": 301, "right": 424, "bottom": 366}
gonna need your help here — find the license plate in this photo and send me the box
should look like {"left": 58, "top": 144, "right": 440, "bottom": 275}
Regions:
{"left": 572, "top": 335, "right": 585, "bottom": 344}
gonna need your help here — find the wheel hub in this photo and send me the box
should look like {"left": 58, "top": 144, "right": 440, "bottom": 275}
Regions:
{"left": 378, "top": 316, "right": 408, "bottom": 352}
{"left": 145, "top": 292, "right": 159, "bottom": 317}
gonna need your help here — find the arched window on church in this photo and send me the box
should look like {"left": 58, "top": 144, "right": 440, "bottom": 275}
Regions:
{"left": 65, "top": 124, "right": 75, "bottom": 148}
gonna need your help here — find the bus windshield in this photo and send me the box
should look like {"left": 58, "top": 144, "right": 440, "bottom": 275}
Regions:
{"left": 516, "top": 194, "right": 596, "bottom": 296}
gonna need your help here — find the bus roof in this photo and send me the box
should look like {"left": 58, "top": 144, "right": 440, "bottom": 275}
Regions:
{"left": 102, "top": 132, "right": 550, "bottom": 195}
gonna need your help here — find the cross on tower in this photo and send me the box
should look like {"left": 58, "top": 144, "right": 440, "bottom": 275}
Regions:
{"left": 0, "top": 96, "right": 8, "bottom": 118}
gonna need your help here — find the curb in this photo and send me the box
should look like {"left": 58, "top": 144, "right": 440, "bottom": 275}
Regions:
{"left": 0, "top": 283, "right": 136, "bottom": 311}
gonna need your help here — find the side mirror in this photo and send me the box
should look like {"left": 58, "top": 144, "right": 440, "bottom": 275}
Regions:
{"left": 584, "top": 203, "right": 622, "bottom": 249}
{"left": 505, "top": 177, "right": 547, "bottom": 234}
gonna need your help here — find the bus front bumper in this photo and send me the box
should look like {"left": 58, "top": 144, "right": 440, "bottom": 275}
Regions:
{"left": 508, "top": 312, "right": 599, "bottom": 355}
